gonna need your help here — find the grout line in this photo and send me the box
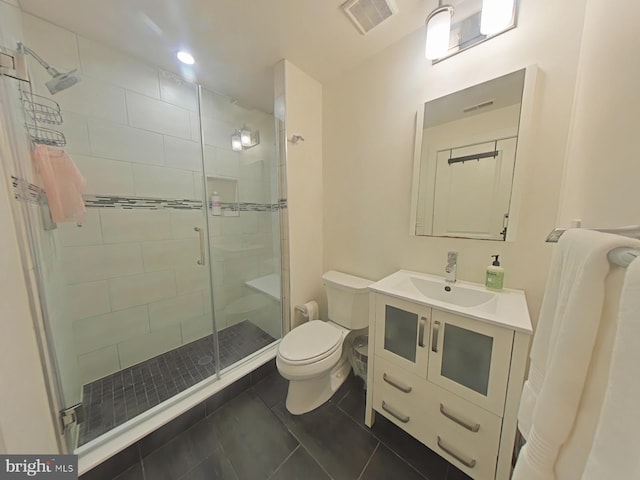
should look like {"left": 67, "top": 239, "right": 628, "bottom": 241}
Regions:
{"left": 444, "top": 464, "right": 453, "bottom": 480}
{"left": 356, "top": 442, "right": 379, "bottom": 480}
{"left": 333, "top": 400, "right": 432, "bottom": 480}
{"left": 268, "top": 401, "right": 334, "bottom": 479}
{"left": 297, "top": 444, "right": 334, "bottom": 480}
{"left": 266, "top": 444, "right": 300, "bottom": 480}
{"left": 137, "top": 444, "right": 146, "bottom": 480}
{"left": 374, "top": 438, "right": 432, "bottom": 480}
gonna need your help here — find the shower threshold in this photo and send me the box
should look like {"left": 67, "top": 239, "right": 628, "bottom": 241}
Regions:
{"left": 78, "top": 320, "right": 276, "bottom": 446}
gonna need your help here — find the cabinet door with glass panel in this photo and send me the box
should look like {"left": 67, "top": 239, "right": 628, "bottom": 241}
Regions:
{"left": 374, "top": 295, "right": 430, "bottom": 378}
{"left": 427, "top": 309, "right": 513, "bottom": 416}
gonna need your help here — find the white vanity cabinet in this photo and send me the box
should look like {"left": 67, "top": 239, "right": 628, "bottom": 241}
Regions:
{"left": 365, "top": 272, "right": 532, "bottom": 480}
{"left": 373, "top": 294, "right": 430, "bottom": 378}
{"left": 427, "top": 309, "right": 514, "bottom": 416}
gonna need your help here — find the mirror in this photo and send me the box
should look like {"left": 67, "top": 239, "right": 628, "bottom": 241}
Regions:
{"left": 411, "top": 68, "right": 530, "bottom": 241}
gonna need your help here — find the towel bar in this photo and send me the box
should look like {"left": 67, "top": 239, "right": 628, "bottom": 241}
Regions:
{"left": 546, "top": 225, "right": 640, "bottom": 267}
{"left": 546, "top": 225, "right": 640, "bottom": 243}
{"left": 608, "top": 247, "right": 639, "bottom": 268}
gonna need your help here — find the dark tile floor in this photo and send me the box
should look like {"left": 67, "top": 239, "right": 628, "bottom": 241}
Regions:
{"left": 109, "top": 371, "right": 472, "bottom": 480}
{"left": 79, "top": 321, "right": 276, "bottom": 445}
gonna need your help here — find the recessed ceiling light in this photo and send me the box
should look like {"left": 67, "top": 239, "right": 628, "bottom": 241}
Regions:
{"left": 177, "top": 51, "right": 195, "bottom": 65}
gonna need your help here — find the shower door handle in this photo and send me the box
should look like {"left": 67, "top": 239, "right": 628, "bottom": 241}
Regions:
{"left": 195, "top": 227, "right": 205, "bottom": 266}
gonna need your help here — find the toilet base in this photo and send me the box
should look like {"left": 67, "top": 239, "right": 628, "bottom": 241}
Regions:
{"left": 284, "top": 355, "right": 351, "bottom": 415}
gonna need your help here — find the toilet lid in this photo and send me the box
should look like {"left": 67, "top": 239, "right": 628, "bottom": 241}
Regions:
{"left": 279, "top": 320, "right": 343, "bottom": 364}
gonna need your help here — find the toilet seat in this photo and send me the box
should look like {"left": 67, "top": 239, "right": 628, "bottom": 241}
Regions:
{"left": 278, "top": 320, "right": 343, "bottom": 365}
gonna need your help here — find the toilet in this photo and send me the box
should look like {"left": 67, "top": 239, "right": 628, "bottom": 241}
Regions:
{"left": 277, "top": 270, "right": 373, "bottom": 415}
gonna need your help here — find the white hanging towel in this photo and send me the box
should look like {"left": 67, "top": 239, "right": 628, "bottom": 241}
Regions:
{"left": 513, "top": 229, "right": 640, "bottom": 480}
{"left": 582, "top": 258, "right": 640, "bottom": 479}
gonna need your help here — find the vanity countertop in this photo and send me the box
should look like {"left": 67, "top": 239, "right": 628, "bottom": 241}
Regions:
{"left": 369, "top": 269, "right": 532, "bottom": 334}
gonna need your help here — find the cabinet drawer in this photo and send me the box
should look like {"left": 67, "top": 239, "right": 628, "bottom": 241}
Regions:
{"left": 431, "top": 385, "right": 501, "bottom": 480}
{"left": 372, "top": 356, "right": 437, "bottom": 448}
{"left": 372, "top": 356, "right": 502, "bottom": 480}
{"left": 373, "top": 355, "right": 433, "bottom": 409}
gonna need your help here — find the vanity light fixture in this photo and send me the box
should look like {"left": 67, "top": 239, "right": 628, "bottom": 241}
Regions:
{"left": 240, "top": 127, "right": 260, "bottom": 148}
{"left": 425, "top": 0, "right": 517, "bottom": 61}
{"left": 231, "top": 127, "right": 260, "bottom": 151}
{"left": 425, "top": 2, "right": 454, "bottom": 60}
{"left": 480, "top": 0, "right": 515, "bottom": 34}
{"left": 231, "top": 130, "right": 243, "bottom": 151}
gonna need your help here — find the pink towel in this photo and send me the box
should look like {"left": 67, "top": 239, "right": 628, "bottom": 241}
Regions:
{"left": 33, "top": 144, "right": 86, "bottom": 224}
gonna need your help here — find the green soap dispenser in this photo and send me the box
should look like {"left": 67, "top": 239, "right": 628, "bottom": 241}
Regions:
{"left": 486, "top": 255, "right": 504, "bottom": 291}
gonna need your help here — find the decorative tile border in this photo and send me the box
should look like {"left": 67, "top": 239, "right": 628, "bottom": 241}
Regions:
{"left": 84, "top": 195, "right": 202, "bottom": 210}
{"left": 12, "top": 177, "right": 288, "bottom": 212}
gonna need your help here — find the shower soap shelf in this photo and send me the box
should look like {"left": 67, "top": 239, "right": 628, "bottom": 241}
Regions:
{"left": 21, "top": 92, "right": 63, "bottom": 124}
{"left": 26, "top": 124, "right": 66, "bottom": 147}
{"left": 20, "top": 89, "right": 66, "bottom": 147}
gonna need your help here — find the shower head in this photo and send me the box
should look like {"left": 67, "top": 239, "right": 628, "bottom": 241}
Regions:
{"left": 18, "top": 43, "right": 81, "bottom": 94}
{"left": 44, "top": 67, "right": 81, "bottom": 95}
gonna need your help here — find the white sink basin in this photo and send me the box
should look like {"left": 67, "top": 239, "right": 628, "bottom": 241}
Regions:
{"left": 369, "top": 270, "right": 532, "bottom": 333}
{"left": 399, "top": 276, "right": 496, "bottom": 308}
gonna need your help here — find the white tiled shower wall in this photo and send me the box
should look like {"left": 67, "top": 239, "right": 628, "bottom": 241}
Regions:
{"left": 18, "top": 13, "right": 279, "bottom": 392}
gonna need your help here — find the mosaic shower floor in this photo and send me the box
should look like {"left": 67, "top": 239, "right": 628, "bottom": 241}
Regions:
{"left": 78, "top": 321, "right": 276, "bottom": 446}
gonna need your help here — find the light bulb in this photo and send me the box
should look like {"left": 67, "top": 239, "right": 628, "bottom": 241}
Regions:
{"left": 231, "top": 131, "right": 242, "bottom": 151}
{"left": 425, "top": 8, "right": 452, "bottom": 60}
{"left": 176, "top": 51, "right": 195, "bottom": 65}
{"left": 240, "top": 129, "right": 252, "bottom": 147}
{"left": 480, "top": 0, "right": 515, "bottom": 35}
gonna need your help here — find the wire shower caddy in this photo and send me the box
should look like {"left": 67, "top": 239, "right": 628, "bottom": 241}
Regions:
{"left": 20, "top": 89, "right": 66, "bottom": 147}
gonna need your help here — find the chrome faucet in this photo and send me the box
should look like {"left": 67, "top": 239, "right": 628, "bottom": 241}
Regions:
{"left": 445, "top": 251, "right": 458, "bottom": 283}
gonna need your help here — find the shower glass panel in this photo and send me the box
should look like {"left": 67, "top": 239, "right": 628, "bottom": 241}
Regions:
{"left": 34, "top": 70, "right": 218, "bottom": 447}
{"left": 2, "top": 20, "right": 221, "bottom": 450}
{"left": 1, "top": 6, "right": 283, "bottom": 457}
{"left": 200, "top": 88, "right": 283, "bottom": 370}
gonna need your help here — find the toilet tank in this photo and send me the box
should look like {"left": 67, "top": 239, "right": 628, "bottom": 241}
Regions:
{"left": 322, "top": 271, "right": 373, "bottom": 329}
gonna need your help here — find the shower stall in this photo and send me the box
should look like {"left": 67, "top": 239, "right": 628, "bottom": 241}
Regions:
{"left": 0, "top": 6, "right": 286, "bottom": 467}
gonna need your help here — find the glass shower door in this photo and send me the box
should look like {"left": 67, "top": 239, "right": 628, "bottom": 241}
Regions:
{"left": 2, "top": 35, "right": 221, "bottom": 448}
{"left": 2, "top": 10, "right": 285, "bottom": 455}
{"left": 60, "top": 76, "right": 221, "bottom": 447}
{"left": 200, "top": 87, "right": 282, "bottom": 371}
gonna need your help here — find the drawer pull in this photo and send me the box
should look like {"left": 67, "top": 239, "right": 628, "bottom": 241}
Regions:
{"left": 431, "top": 321, "right": 440, "bottom": 352}
{"left": 381, "top": 401, "right": 410, "bottom": 423}
{"left": 418, "top": 316, "right": 427, "bottom": 347}
{"left": 440, "top": 404, "right": 480, "bottom": 432}
{"left": 437, "top": 436, "right": 476, "bottom": 469}
{"left": 383, "top": 373, "right": 412, "bottom": 393}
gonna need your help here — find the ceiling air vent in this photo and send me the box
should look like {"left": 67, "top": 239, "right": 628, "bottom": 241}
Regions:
{"left": 342, "top": 0, "right": 399, "bottom": 35}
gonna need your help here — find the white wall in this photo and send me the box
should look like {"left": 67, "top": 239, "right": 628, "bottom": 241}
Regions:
{"left": 277, "top": 60, "right": 324, "bottom": 324}
{"left": 0, "top": 0, "right": 59, "bottom": 454}
{"left": 557, "top": 0, "right": 640, "bottom": 228}
{"left": 323, "top": 0, "right": 589, "bottom": 324}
